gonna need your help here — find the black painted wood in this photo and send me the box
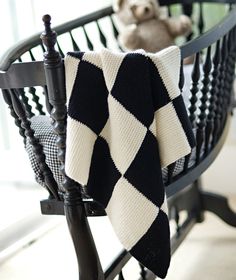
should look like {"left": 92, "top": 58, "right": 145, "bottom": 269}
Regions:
{"left": 96, "top": 21, "right": 107, "bottom": 48}
{"left": 2, "top": 89, "right": 26, "bottom": 143}
{"left": 198, "top": 3, "right": 204, "bottom": 34}
{"left": 201, "top": 191, "right": 236, "bottom": 226}
{"left": 28, "top": 86, "right": 45, "bottom": 115}
{"left": 10, "top": 88, "right": 59, "bottom": 199}
{"left": 18, "top": 88, "right": 34, "bottom": 118}
{"left": 82, "top": 26, "right": 94, "bottom": 50}
{"left": 182, "top": 3, "right": 194, "bottom": 41}
{"left": 69, "top": 31, "right": 80, "bottom": 51}
{"left": 41, "top": 14, "right": 104, "bottom": 280}
{"left": 197, "top": 46, "right": 212, "bottom": 161}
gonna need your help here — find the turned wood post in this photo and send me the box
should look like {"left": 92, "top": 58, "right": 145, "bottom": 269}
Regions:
{"left": 41, "top": 15, "right": 104, "bottom": 280}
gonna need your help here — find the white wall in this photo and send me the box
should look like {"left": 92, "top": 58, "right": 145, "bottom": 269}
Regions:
{"left": 0, "top": 0, "right": 111, "bottom": 183}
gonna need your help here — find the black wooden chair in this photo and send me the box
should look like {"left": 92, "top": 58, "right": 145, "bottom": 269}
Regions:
{"left": 1, "top": 0, "right": 236, "bottom": 279}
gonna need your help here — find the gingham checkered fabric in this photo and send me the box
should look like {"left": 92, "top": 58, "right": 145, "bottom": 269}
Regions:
{"left": 25, "top": 117, "right": 198, "bottom": 190}
{"left": 64, "top": 47, "right": 195, "bottom": 278}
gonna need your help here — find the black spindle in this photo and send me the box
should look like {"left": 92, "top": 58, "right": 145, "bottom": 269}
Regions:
{"left": 56, "top": 41, "right": 65, "bottom": 58}
{"left": 189, "top": 53, "right": 201, "bottom": 127}
{"left": 110, "top": 16, "right": 119, "bottom": 39}
{"left": 69, "top": 31, "right": 80, "bottom": 51}
{"left": 18, "top": 88, "right": 34, "bottom": 118}
{"left": 220, "top": 35, "right": 229, "bottom": 126}
{"left": 29, "top": 87, "right": 45, "bottom": 115}
{"left": 185, "top": 53, "right": 200, "bottom": 168}
{"left": 96, "top": 21, "right": 107, "bottom": 47}
{"left": 110, "top": 16, "right": 123, "bottom": 50}
{"left": 10, "top": 89, "right": 59, "bottom": 199}
{"left": 29, "top": 50, "right": 36, "bottom": 61}
{"left": 198, "top": 3, "right": 204, "bottom": 35}
{"left": 82, "top": 26, "right": 94, "bottom": 50}
{"left": 182, "top": 3, "right": 193, "bottom": 41}
{"left": 213, "top": 38, "right": 224, "bottom": 143}
{"left": 2, "top": 89, "right": 26, "bottom": 144}
{"left": 205, "top": 40, "right": 220, "bottom": 152}
{"left": 225, "top": 30, "right": 234, "bottom": 107}
{"left": 211, "top": 40, "right": 222, "bottom": 145}
{"left": 118, "top": 271, "right": 125, "bottom": 280}
{"left": 197, "top": 46, "right": 211, "bottom": 161}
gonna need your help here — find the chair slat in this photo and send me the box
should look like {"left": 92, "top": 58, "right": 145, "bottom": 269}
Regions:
{"left": 82, "top": 26, "right": 94, "bottom": 50}
{"left": 182, "top": 3, "right": 194, "bottom": 41}
{"left": 96, "top": 21, "right": 107, "bottom": 48}
{"left": 118, "top": 271, "right": 125, "bottom": 280}
{"left": 198, "top": 3, "right": 204, "bottom": 35}
{"left": 29, "top": 50, "right": 36, "bottom": 61}
{"left": 197, "top": 46, "right": 212, "bottom": 161}
{"left": 110, "top": 16, "right": 119, "bottom": 40}
{"left": 18, "top": 88, "right": 34, "bottom": 118}
{"left": 56, "top": 41, "right": 65, "bottom": 58}
{"left": 189, "top": 52, "right": 201, "bottom": 127}
{"left": 69, "top": 31, "right": 80, "bottom": 51}
{"left": 2, "top": 89, "right": 26, "bottom": 144}
{"left": 28, "top": 86, "right": 45, "bottom": 115}
{"left": 220, "top": 35, "right": 229, "bottom": 127}
{"left": 212, "top": 40, "right": 222, "bottom": 145}
{"left": 10, "top": 88, "right": 59, "bottom": 199}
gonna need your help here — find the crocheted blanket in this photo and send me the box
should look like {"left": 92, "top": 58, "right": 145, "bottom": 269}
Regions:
{"left": 64, "top": 47, "right": 195, "bottom": 278}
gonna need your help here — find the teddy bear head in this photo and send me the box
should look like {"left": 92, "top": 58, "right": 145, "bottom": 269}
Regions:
{"left": 114, "top": 0, "right": 162, "bottom": 25}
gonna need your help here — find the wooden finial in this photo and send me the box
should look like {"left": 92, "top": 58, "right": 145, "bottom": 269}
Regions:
{"left": 42, "top": 14, "right": 52, "bottom": 33}
{"left": 40, "top": 14, "right": 60, "bottom": 64}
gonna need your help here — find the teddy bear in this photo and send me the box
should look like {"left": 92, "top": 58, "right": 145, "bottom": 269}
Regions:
{"left": 113, "top": 0, "right": 192, "bottom": 53}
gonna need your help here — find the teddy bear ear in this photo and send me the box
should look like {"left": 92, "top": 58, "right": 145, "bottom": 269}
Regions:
{"left": 113, "top": 0, "right": 124, "bottom": 12}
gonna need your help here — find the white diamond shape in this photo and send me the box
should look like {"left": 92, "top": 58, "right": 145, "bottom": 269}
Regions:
{"left": 83, "top": 52, "right": 102, "bottom": 69}
{"left": 106, "top": 177, "right": 159, "bottom": 250}
{"left": 65, "top": 55, "right": 80, "bottom": 102}
{"left": 155, "top": 102, "right": 191, "bottom": 167}
{"left": 65, "top": 117, "right": 98, "bottom": 185}
{"left": 149, "top": 46, "right": 180, "bottom": 100}
{"left": 100, "top": 48, "right": 125, "bottom": 91}
{"left": 100, "top": 95, "right": 147, "bottom": 174}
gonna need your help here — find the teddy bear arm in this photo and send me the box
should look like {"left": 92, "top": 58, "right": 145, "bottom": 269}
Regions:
{"left": 164, "top": 16, "right": 192, "bottom": 37}
{"left": 118, "top": 24, "right": 144, "bottom": 50}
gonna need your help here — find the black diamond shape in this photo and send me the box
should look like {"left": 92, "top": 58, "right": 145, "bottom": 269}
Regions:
{"left": 87, "top": 137, "right": 121, "bottom": 208}
{"left": 111, "top": 53, "right": 154, "bottom": 127}
{"left": 124, "top": 130, "right": 164, "bottom": 207}
{"left": 68, "top": 60, "right": 109, "bottom": 134}
{"left": 130, "top": 210, "right": 170, "bottom": 279}
{"left": 148, "top": 57, "right": 171, "bottom": 111}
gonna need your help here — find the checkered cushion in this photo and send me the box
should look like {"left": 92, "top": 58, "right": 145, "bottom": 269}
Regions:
{"left": 25, "top": 115, "right": 64, "bottom": 190}
{"left": 26, "top": 116, "right": 197, "bottom": 189}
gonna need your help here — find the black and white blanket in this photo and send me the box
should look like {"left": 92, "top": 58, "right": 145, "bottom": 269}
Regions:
{"left": 64, "top": 47, "right": 195, "bottom": 278}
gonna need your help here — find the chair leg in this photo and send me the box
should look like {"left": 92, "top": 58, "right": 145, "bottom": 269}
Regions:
{"left": 64, "top": 191, "right": 104, "bottom": 280}
{"left": 200, "top": 191, "right": 236, "bottom": 227}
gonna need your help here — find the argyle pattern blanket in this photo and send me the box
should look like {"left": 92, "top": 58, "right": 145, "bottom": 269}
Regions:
{"left": 64, "top": 47, "right": 195, "bottom": 278}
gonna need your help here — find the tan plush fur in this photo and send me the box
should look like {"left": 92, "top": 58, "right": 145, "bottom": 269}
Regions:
{"left": 113, "top": 0, "right": 192, "bottom": 52}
